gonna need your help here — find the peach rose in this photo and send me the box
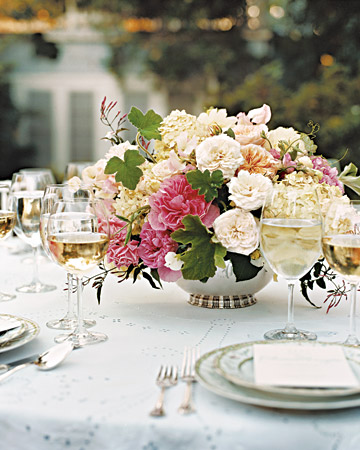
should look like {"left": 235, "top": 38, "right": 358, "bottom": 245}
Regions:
{"left": 238, "top": 144, "right": 279, "bottom": 178}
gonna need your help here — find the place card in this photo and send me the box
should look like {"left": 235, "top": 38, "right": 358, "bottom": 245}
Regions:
{"left": 0, "top": 318, "right": 21, "bottom": 334}
{"left": 253, "top": 343, "right": 359, "bottom": 388}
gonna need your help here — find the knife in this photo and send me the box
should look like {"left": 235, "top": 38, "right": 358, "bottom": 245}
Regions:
{"left": 0, "top": 354, "right": 38, "bottom": 371}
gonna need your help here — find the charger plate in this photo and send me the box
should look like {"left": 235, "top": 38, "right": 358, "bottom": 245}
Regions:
{"left": 195, "top": 344, "right": 360, "bottom": 411}
{"left": 0, "top": 315, "right": 40, "bottom": 353}
{"left": 215, "top": 341, "right": 360, "bottom": 399}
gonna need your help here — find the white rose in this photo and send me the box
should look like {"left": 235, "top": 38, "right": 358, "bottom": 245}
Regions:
{"left": 213, "top": 208, "right": 259, "bottom": 255}
{"left": 82, "top": 159, "right": 107, "bottom": 184}
{"left": 196, "top": 134, "right": 244, "bottom": 179}
{"left": 67, "top": 176, "right": 82, "bottom": 192}
{"left": 105, "top": 141, "right": 138, "bottom": 160}
{"left": 228, "top": 171, "right": 273, "bottom": 211}
{"left": 298, "top": 156, "right": 313, "bottom": 168}
{"left": 197, "top": 108, "right": 237, "bottom": 130}
{"left": 164, "top": 252, "right": 184, "bottom": 271}
{"left": 266, "top": 127, "right": 306, "bottom": 154}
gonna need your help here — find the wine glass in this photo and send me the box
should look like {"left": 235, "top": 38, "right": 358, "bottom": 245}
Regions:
{"left": 322, "top": 199, "right": 360, "bottom": 345}
{"left": 0, "top": 184, "right": 16, "bottom": 301}
{"left": 20, "top": 168, "right": 56, "bottom": 185}
{"left": 40, "top": 184, "right": 95, "bottom": 330}
{"left": 9, "top": 172, "right": 56, "bottom": 293}
{"left": 63, "top": 162, "right": 93, "bottom": 182}
{"left": 260, "top": 184, "right": 322, "bottom": 340}
{"left": 47, "top": 198, "right": 109, "bottom": 347}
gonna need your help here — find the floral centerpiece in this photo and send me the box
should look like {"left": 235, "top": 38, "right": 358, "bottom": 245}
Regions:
{"left": 71, "top": 99, "right": 360, "bottom": 309}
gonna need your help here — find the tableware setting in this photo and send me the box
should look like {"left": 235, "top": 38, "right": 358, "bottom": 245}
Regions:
{"left": 178, "top": 346, "right": 200, "bottom": 415}
{"left": 0, "top": 314, "right": 40, "bottom": 354}
{"left": 194, "top": 341, "right": 360, "bottom": 411}
{"left": 150, "top": 365, "right": 178, "bottom": 417}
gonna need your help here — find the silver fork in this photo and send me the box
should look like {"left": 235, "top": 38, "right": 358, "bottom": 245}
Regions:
{"left": 149, "top": 365, "right": 178, "bottom": 417}
{"left": 178, "top": 346, "right": 200, "bottom": 415}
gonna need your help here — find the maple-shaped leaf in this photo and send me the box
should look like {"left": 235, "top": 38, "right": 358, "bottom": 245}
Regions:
{"left": 171, "top": 215, "right": 226, "bottom": 280}
{"left": 128, "top": 106, "right": 163, "bottom": 141}
{"left": 226, "top": 252, "right": 262, "bottom": 281}
{"left": 186, "top": 169, "right": 223, "bottom": 202}
{"left": 105, "top": 150, "right": 145, "bottom": 190}
{"left": 339, "top": 163, "right": 360, "bottom": 196}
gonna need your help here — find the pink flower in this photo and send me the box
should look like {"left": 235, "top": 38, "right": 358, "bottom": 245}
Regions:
{"left": 99, "top": 215, "right": 127, "bottom": 242}
{"left": 138, "top": 223, "right": 181, "bottom": 281}
{"left": 311, "top": 157, "right": 344, "bottom": 192}
{"left": 107, "top": 239, "right": 140, "bottom": 269}
{"left": 148, "top": 174, "right": 219, "bottom": 231}
{"left": 247, "top": 104, "right": 271, "bottom": 125}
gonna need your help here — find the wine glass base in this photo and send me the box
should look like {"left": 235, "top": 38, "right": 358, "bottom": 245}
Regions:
{"left": 47, "top": 318, "right": 96, "bottom": 330}
{"left": 344, "top": 336, "right": 360, "bottom": 346}
{"left": 54, "top": 331, "right": 108, "bottom": 347}
{"left": 264, "top": 328, "right": 317, "bottom": 341}
{"left": 0, "top": 291, "right": 16, "bottom": 302}
{"left": 16, "top": 283, "right": 57, "bottom": 294}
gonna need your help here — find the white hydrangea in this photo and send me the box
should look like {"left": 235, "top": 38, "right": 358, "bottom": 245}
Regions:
{"left": 228, "top": 171, "right": 273, "bottom": 211}
{"left": 159, "top": 110, "right": 199, "bottom": 149}
{"left": 195, "top": 134, "right": 244, "bottom": 179}
{"left": 213, "top": 208, "right": 260, "bottom": 255}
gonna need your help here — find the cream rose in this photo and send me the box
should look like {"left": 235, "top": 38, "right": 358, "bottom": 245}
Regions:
{"left": 197, "top": 108, "right": 237, "bottom": 131}
{"left": 266, "top": 127, "right": 306, "bottom": 154}
{"left": 105, "top": 141, "right": 138, "bottom": 160}
{"left": 195, "top": 134, "right": 244, "bottom": 179}
{"left": 213, "top": 208, "right": 259, "bottom": 255}
{"left": 228, "top": 171, "right": 272, "bottom": 211}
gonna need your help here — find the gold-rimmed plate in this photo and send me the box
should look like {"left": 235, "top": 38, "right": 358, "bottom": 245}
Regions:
{"left": 0, "top": 315, "right": 26, "bottom": 345}
{"left": 214, "top": 341, "right": 360, "bottom": 399}
{"left": 0, "top": 314, "right": 40, "bottom": 353}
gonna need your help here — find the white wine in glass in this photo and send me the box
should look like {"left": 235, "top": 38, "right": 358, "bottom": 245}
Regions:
{"left": 10, "top": 172, "right": 56, "bottom": 293}
{"left": 260, "top": 184, "right": 322, "bottom": 340}
{"left": 47, "top": 199, "right": 109, "bottom": 347}
{"left": 0, "top": 184, "right": 16, "bottom": 301}
{"left": 40, "top": 184, "right": 95, "bottom": 330}
{"left": 322, "top": 200, "right": 360, "bottom": 345}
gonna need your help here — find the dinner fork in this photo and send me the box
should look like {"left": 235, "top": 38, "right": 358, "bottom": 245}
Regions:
{"left": 178, "top": 346, "right": 200, "bottom": 415}
{"left": 149, "top": 365, "right": 178, "bottom": 417}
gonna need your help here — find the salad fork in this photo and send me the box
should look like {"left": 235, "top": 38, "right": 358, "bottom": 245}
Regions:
{"left": 149, "top": 365, "right": 178, "bottom": 417}
{"left": 178, "top": 346, "right": 200, "bottom": 415}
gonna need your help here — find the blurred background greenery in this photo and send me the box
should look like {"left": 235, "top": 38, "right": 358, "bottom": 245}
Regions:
{"left": 0, "top": 0, "right": 359, "bottom": 179}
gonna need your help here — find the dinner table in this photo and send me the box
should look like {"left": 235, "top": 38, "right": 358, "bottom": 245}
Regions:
{"left": 1, "top": 236, "right": 360, "bottom": 450}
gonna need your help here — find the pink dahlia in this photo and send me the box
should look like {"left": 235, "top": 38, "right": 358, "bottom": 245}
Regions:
{"left": 107, "top": 239, "right": 140, "bottom": 269}
{"left": 311, "top": 157, "right": 344, "bottom": 192}
{"left": 148, "top": 174, "right": 219, "bottom": 231}
{"left": 138, "top": 222, "right": 181, "bottom": 282}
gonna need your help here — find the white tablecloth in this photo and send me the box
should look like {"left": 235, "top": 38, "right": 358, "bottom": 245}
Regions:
{"left": 1, "top": 238, "right": 360, "bottom": 450}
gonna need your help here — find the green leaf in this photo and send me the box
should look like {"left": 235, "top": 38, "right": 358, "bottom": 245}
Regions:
{"left": 300, "top": 133, "right": 317, "bottom": 154}
{"left": 288, "top": 148, "right": 298, "bottom": 161}
{"left": 104, "top": 150, "right": 145, "bottom": 190}
{"left": 226, "top": 252, "right": 262, "bottom": 281}
{"left": 186, "top": 169, "right": 223, "bottom": 202}
{"left": 214, "top": 243, "right": 227, "bottom": 269}
{"left": 339, "top": 163, "right": 360, "bottom": 196}
{"left": 225, "top": 128, "right": 235, "bottom": 139}
{"left": 171, "top": 215, "right": 226, "bottom": 280}
{"left": 128, "top": 106, "right": 163, "bottom": 140}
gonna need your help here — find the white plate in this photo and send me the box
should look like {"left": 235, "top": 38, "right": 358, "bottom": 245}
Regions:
{"left": 0, "top": 315, "right": 40, "bottom": 353}
{"left": 195, "top": 345, "right": 360, "bottom": 410}
{"left": 0, "top": 315, "right": 26, "bottom": 345}
{"left": 215, "top": 341, "right": 360, "bottom": 399}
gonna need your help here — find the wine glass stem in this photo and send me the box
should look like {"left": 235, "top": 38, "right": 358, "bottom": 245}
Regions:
{"left": 31, "top": 245, "right": 40, "bottom": 285}
{"left": 65, "top": 273, "right": 76, "bottom": 320}
{"left": 284, "top": 281, "right": 297, "bottom": 334}
{"left": 348, "top": 282, "right": 358, "bottom": 342}
{"left": 75, "top": 276, "right": 86, "bottom": 335}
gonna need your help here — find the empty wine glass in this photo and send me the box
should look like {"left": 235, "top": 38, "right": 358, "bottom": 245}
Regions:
{"left": 260, "top": 184, "right": 322, "bottom": 340}
{"left": 0, "top": 184, "right": 16, "bottom": 301}
{"left": 40, "top": 184, "right": 95, "bottom": 330}
{"left": 322, "top": 199, "right": 360, "bottom": 346}
{"left": 47, "top": 198, "right": 109, "bottom": 347}
{"left": 20, "top": 168, "right": 56, "bottom": 185}
{"left": 63, "top": 162, "right": 93, "bottom": 182}
{"left": 9, "top": 172, "right": 56, "bottom": 293}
